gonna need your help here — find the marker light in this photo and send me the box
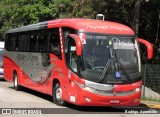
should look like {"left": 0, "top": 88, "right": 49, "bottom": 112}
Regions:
{"left": 134, "top": 87, "right": 141, "bottom": 92}
{"left": 84, "top": 97, "right": 91, "bottom": 102}
{"left": 75, "top": 81, "right": 95, "bottom": 92}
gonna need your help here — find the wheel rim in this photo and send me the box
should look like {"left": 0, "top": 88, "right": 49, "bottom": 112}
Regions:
{"left": 56, "top": 87, "right": 63, "bottom": 103}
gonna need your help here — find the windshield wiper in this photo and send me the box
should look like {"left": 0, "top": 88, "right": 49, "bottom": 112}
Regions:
{"left": 98, "top": 59, "right": 111, "bottom": 83}
{"left": 98, "top": 43, "right": 132, "bottom": 84}
{"left": 98, "top": 45, "right": 114, "bottom": 83}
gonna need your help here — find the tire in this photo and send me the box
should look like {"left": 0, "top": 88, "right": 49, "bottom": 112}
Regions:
{"left": 53, "top": 83, "right": 66, "bottom": 106}
{"left": 13, "top": 72, "right": 21, "bottom": 91}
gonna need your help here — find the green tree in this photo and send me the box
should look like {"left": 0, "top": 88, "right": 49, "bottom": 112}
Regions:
{"left": 48, "top": 0, "right": 95, "bottom": 18}
{"left": 0, "top": 0, "right": 95, "bottom": 40}
{"left": 0, "top": 0, "right": 18, "bottom": 40}
{"left": 0, "top": 0, "right": 159, "bottom": 44}
{"left": 139, "top": 0, "right": 160, "bottom": 42}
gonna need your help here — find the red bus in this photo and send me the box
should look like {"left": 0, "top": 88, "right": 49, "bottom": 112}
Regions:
{"left": 4, "top": 19, "right": 153, "bottom": 106}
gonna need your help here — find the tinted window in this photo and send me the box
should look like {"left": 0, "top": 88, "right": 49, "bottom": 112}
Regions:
{"left": 30, "top": 32, "right": 38, "bottom": 52}
{"left": 5, "top": 28, "right": 61, "bottom": 56}
{"left": 38, "top": 30, "right": 48, "bottom": 52}
{"left": 19, "top": 33, "right": 30, "bottom": 51}
{"left": 5, "top": 34, "right": 18, "bottom": 51}
{"left": 49, "top": 28, "right": 61, "bottom": 59}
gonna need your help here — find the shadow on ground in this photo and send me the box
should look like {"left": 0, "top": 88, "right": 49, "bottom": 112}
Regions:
{"left": 0, "top": 78, "right": 6, "bottom": 82}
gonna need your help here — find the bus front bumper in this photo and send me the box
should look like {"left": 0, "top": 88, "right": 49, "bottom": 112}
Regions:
{"left": 77, "top": 88, "right": 141, "bottom": 106}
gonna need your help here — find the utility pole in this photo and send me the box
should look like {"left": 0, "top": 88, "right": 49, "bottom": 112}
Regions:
{"left": 155, "top": 12, "right": 160, "bottom": 43}
{"left": 133, "top": 0, "right": 141, "bottom": 36}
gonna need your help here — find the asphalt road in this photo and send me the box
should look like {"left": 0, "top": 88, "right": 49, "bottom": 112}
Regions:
{"left": 0, "top": 79, "right": 159, "bottom": 117}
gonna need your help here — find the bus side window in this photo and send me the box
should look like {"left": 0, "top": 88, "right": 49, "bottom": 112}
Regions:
{"left": 19, "top": 33, "right": 30, "bottom": 52}
{"left": 30, "top": 32, "right": 38, "bottom": 52}
{"left": 5, "top": 34, "right": 17, "bottom": 51}
{"left": 38, "top": 30, "right": 48, "bottom": 52}
{"left": 15, "top": 34, "right": 19, "bottom": 51}
{"left": 49, "top": 28, "right": 61, "bottom": 59}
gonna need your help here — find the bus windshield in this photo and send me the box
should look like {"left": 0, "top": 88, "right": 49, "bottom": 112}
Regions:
{"left": 80, "top": 34, "right": 141, "bottom": 84}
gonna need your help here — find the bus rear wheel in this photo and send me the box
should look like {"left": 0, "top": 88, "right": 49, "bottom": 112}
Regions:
{"left": 53, "top": 83, "right": 66, "bottom": 106}
{"left": 13, "top": 72, "right": 21, "bottom": 91}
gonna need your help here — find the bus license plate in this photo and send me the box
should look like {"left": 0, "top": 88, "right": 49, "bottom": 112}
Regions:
{"left": 110, "top": 100, "right": 120, "bottom": 104}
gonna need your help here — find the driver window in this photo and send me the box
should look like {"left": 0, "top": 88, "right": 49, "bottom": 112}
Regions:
{"left": 68, "top": 38, "right": 77, "bottom": 73}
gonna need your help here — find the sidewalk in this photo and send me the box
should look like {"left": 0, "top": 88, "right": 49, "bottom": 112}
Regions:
{"left": 141, "top": 100, "right": 160, "bottom": 109}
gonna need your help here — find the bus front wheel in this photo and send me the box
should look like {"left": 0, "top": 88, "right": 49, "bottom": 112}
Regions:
{"left": 13, "top": 72, "right": 21, "bottom": 91}
{"left": 53, "top": 83, "right": 66, "bottom": 106}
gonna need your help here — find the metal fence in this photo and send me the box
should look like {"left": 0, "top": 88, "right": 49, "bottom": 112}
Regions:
{"left": 142, "top": 64, "right": 160, "bottom": 98}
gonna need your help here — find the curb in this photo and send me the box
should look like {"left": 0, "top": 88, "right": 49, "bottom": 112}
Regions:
{"left": 141, "top": 101, "right": 160, "bottom": 109}
{"left": 145, "top": 104, "right": 160, "bottom": 109}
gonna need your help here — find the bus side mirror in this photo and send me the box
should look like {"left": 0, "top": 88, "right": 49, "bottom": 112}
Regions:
{"left": 137, "top": 38, "right": 153, "bottom": 59}
{"left": 69, "top": 34, "right": 82, "bottom": 56}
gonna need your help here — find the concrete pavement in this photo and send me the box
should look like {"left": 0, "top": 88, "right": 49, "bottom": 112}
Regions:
{"left": 0, "top": 79, "right": 160, "bottom": 116}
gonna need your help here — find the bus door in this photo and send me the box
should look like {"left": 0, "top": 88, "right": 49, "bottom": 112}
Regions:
{"left": 65, "top": 36, "right": 78, "bottom": 103}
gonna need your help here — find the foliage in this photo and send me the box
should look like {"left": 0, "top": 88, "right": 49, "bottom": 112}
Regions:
{"left": 0, "top": 0, "right": 159, "bottom": 39}
{"left": 139, "top": 0, "right": 160, "bottom": 42}
{"left": 141, "top": 97, "right": 160, "bottom": 103}
{"left": 48, "top": 0, "right": 95, "bottom": 19}
{"left": 0, "top": 0, "right": 96, "bottom": 40}
{"left": 0, "top": 0, "right": 159, "bottom": 63}
{"left": 90, "top": 0, "right": 159, "bottom": 63}
{"left": 139, "top": 0, "right": 160, "bottom": 63}
{"left": 92, "top": 0, "right": 136, "bottom": 28}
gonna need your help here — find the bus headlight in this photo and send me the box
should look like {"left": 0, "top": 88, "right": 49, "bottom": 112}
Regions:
{"left": 84, "top": 87, "right": 93, "bottom": 92}
{"left": 75, "top": 81, "right": 94, "bottom": 92}
{"left": 75, "top": 81, "right": 85, "bottom": 88}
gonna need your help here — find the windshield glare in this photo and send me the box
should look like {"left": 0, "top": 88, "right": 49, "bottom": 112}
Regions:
{"left": 112, "top": 37, "right": 138, "bottom": 70}
{"left": 80, "top": 34, "right": 140, "bottom": 84}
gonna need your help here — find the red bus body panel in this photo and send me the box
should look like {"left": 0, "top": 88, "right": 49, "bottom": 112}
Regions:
{"left": 48, "top": 19, "right": 135, "bottom": 35}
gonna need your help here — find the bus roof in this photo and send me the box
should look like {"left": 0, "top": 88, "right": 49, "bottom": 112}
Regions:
{"left": 7, "top": 19, "right": 135, "bottom": 35}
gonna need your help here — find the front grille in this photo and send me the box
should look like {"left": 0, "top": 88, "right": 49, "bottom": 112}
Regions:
{"left": 91, "top": 88, "right": 135, "bottom": 96}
